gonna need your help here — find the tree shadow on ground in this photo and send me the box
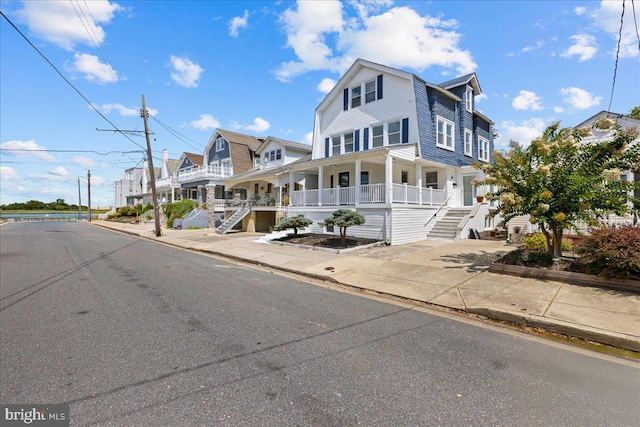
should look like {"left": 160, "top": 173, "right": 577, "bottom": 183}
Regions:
{"left": 438, "top": 250, "right": 511, "bottom": 273}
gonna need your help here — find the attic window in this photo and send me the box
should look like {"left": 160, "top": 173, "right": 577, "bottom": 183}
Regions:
{"left": 215, "top": 137, "right": 225, "bottom": 152}
{"left": 365, "top": 79, "right": 377, "bottom": 103}
{"left": 466, "top": 86, "right": 473, "bottom": 113}
{"left": 351, "top": 86, "right": 361, "bottom": 108}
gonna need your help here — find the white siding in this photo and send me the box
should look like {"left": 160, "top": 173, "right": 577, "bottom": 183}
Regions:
{"left": 287, "top": 207, "right": 388, "bottom": 242}
{"left": 391, "top": 208, "right": 439, "bottom": 245}
{"left": 313, "top": 68, "right": 418, "bottom": 160}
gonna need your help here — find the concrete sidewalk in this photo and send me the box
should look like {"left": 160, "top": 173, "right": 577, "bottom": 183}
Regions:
{"left": 93, "top": 220, "right": 640, "bottom": 352}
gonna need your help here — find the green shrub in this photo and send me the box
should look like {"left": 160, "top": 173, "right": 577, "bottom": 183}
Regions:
{"left": 273, "top": 216, "right": 313, "bottom": 236}
{"left": 577, "top": 226, "right": 640, "bottom": 280}
{"left": 524, "top": 232, "right": 572, "bottom": 252}
{"left": 163, "top": 199, "right": 196, "bottom": 228}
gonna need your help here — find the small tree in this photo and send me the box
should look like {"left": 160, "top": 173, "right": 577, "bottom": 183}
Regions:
{"left": 319, "top": 209, "right": 366, "bottom": 247}
{"left": 475, "top": 122, "right": 639, "bottom": 257}
{"left": 273, "top": 216, "right": 313, "bottom": 236}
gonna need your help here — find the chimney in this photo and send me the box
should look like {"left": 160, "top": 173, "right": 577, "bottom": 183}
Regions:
{"left": 161, "top": 149, "right": 169, "bottom": 179}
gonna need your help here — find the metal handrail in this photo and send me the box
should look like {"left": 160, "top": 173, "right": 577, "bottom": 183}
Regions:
{"left": 424, "top": 196, "right": 451, "bottom": 227}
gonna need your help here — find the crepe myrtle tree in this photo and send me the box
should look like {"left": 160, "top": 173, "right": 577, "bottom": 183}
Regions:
{"left": 319, "top": 209, "right": 366, "bottom": 247}
{"left": 474, "top": 121, "right": 640, "bottom": 258}
{"left": 273, "top": 215, "right": 313, "bottom": 236}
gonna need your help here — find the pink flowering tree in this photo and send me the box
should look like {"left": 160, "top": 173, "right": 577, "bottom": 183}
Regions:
{"left": 475, "top": 121, "right": 640, "bottom": 257}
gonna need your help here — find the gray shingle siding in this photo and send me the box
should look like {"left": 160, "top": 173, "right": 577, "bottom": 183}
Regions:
{"left": 474, "top": 115, "right": 494, "bottom": 164}
{"left": 207, "top": 139, "right": 231, "bottom": 163}
{"left": 180, "top": 158, "right": 193, "bottom": 169}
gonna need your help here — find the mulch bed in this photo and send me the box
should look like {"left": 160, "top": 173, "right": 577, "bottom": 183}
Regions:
{"left": 273, "top": 233, "right": 380, "bottom": 249}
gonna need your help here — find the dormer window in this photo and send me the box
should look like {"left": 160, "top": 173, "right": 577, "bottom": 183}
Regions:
{"left": 215, "top": 137, "right": 225, "bottom": 152}
{"left": 465, "top": 86, "right": 473, "bottom": 113}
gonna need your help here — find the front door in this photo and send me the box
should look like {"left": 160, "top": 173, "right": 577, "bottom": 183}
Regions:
{"left": 462, "top": 175, "right": 476, "bottom": 207}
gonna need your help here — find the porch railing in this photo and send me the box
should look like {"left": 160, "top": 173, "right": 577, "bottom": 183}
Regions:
{"left": 290, "top": 184, "right": 446, "bottom": 207}
{"left": 178, "top": 165, "right": 233, "bottom": 182}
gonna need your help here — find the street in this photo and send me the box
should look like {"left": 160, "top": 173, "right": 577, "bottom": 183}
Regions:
{"left": 1, "top": 222, "right": 639, "bottom": 426}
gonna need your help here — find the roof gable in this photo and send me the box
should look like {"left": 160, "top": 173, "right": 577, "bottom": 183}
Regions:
{"left": 178, "top": 152, "right": 203, "bottom": 169}
{"left": 256, "top": 136, "right": 312, "bottom": 155}
{"left": 439, "top": 73, "right": 481, "bottom": 95}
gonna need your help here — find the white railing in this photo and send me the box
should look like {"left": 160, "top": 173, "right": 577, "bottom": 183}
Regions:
{"left": 360, "top": 183, "right": 386, "bottom": 203}
{"left": 290, "top": 183, "right": 446, "bottom": 207}
{"left": 156, "top": 176, "right": 178, "bottom": 187}
{"left": 178, "top": 165, "right": 234, "bottom": 182}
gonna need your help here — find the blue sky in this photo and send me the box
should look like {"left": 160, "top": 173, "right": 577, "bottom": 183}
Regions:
{"left": 1, "top": 0, "right": 638, "bottom": 207}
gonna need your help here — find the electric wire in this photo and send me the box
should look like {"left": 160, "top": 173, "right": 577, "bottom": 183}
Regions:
{"left": 81, "top": 0, "right": 121, "bottom": 71}
{"left": 631, "top": 0, "right": 640, "bottom": 51}
{"left": 149, "top": 115, "right": 205, "bottom": 152}
{"left": 608, "top": 0, "right": 626, "bottom": 114}
{"left": 0, "top": 10, "right": 147, "bottom": 152}
{"left": 0, "top": 149, "right": 145, "bottom": 155}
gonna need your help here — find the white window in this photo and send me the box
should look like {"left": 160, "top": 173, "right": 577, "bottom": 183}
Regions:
{"left": 388, "top": 121, "right": 401, "bottom": 145}
{"left": 276, "top": 149, "right": 282, "bottom": 160}
{"left": 365, "top": 79, "right": 377, "bottom": 103}
{"left": 466, "top": 86, "right": 473, "bottom": 113}
{"left": 425, "top": 171, "right": 438, "bottom": 189}
{"left": 479, "top": 137, "right": 490, "bottom": 162}
{"left": 372, "top": 125, "right": 383, "bottom": 148}
{"left": 344, "top": 132, "right": 354, "bottom": 153}
{"left": 332, "top": 136, "right": 341, "bottom": 156}
{"left": 464, "top": 130, "right": 473, "bottom": 156}
{"left": 437, "top": 117, "right": 454, "bottom": 151}
{"left": 215, "top": 137, "right": 225, "bottom": 152}
{"left": 351, "top": 86, "right": 361, "bottom": 108}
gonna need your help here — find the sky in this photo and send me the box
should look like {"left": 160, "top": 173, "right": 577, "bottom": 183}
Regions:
{"left": 1, "top": 0, "right": 638, "bottom": 207}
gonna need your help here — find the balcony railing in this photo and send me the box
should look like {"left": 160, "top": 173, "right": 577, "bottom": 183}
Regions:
{"left": 290, "top": 184, "right": 445, "bottom": 207}
{"left": 155, "top": 176, "right": 178, "bottom": 187}
{"left": 178, "top": 165, "right": 233, "bottom": 182}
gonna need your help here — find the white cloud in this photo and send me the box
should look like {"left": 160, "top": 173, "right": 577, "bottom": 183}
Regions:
{"left": 521, "top": 39, "right": 544, "bottom": 53}
{"left": 69, "top": 53, "right": 118, "bottom": 84}
{"left": 27, "top": 173, "right": 69, "bottom": 183}
{"left": 302, "top": 132, "right": 313, "bottom": 145}
{"left": 512, "top": 90, "right": 543, "bottom": 111}
{"left": 276, "top": 2, "right": 476, "bottom": 81}
{"left": 14, "top": 0, "right": 123, "bottom": 50}
{"left": 0, "top": 140, "right": 54, "bottom": 161}
{"left": 245, "top": 117, "right": 270, "bottom": 133}
{"left": 317, "top": 78, "right": 337, "bottom": 93}
{"left": 1, "top": 166, "right": 19, "bottom": 181}
{"left": 586, "top": 1, "right": 638, "bottom": 58}
{"left": 101, "top": 103, "right": 137, "bottom": 116}
{"left": 575, "top": 6, "right": 586, "bottom": 16}
{"left": 553, "top": 106, "right": 565, "bottom": 113}
{"left": 229, "top": 10, "right": 249, "bottom": 37}
{"left": 561, "top": 34, "right": 597, "bottom": 61}
{"left": 72, "top": 156, "right": 96, "bottom": 167}
{"left": 475, "top": 93, "right": 488, "bottom": 103}
{"left": 560, "top": 87, "right": 602, "bottom": 110}
{"left": 49, "top": 166, "right": 68, "bottom": 177}
{"left": 169, "top": 55, "right": 204, "bottom": 88}
{"left": 496, "top": 118, "right": 547, "bottom": 149}
{"left": 190, "top": 114, "right": 220, "bottom": 130}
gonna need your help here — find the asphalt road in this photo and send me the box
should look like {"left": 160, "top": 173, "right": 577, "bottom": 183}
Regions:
{"left": 1, "top": 222, "right": 639, "bottom": 426}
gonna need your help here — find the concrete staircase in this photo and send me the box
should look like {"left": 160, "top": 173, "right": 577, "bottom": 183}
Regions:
{"left": 427, "top": 208, "right": 470, "bottom": 240}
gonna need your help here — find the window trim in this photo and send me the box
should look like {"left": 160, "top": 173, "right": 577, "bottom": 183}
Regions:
{"left": 331, "top": 136, "right": 341, "bottom": 157}
{"left": 351, "top": 85, "right": 361, "bottom": 108}
{"left": 425, "top": 171, "right": 438, "bottom": 189}
{"left": 365, "top": 79, "right": 377, "bottom": 104}
{"left": 478, "top": 136, "right": 490, "bottom": 162}
{"left": 344, "top": 132, "right": 354, "bottom": 153}
{"left": 464, "top": 129, "right": 473, "bottom": 157}
{"left": 465, "top": 85, "right": 473, "bottom": 113}
{"left": 215, "top": 137, "right": 225, "bottom": 152}
{"left": 436, "top": 116, "right": 455, "bottom": 151}
{"left": 388, "top": 121, "right": 401, "bottom": 145}
{"left": 371, "top": 125, "right": 384, "bottom": 148}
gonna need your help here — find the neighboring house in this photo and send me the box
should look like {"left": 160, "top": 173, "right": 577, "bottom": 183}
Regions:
{"left": 216, "top": 137, "right": 312, "bottom": 232}
{"left": 114, "top": 163, "right": 147, "bottom": 208}
{"left": 175, "top": 152, "right": 205, "bottom": 202}
{"left": 286, "top": 58, "right": 495, "bottom": 245}
{"left": 154, "top": 149, "right": 181, "bottom": 204}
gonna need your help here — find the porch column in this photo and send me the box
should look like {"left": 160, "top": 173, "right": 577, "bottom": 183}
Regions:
{"left": 318, "top": 166, "right": 324, "bottom": 206}
{"left": 355, "top": 159, "right": 361, "bottom": 204}
{"left": 416, "top": 164, "right": 423, "bottom": 205}
{"left": 385, "top": 152, "right": 393, "bottom": 204}
{"left": 288, "top": 172, "right": 294, "bottom": 206}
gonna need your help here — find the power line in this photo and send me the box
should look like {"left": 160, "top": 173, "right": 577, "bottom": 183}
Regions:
{"left": 0, "top": 148, "right": 145, "bottom": 155}
{"left": 150, "top": 115, "right": 205, "bottom": 152}
{"left": 632, "top": 0, "right": 640, "bottom": 51}
{"left": 0, "top": 10, "right": 147, "bottom": 152}
{"left": 608, "top": 0, "right": 626, "bottom": 114}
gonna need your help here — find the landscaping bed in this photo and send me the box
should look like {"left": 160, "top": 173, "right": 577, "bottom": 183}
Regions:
{"left": 273, "top": 233, "right": 381, "bottom": 250}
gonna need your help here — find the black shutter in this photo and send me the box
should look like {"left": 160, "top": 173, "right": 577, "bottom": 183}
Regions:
{"left": 402, "top": 118, "right": 409, "bottom": 143}
{"left": 363, "top": 128, "right": 369, "bottom": 150}
{"left": 343, "top": 88, "right": 349, "bottom": 111}
{"left": 355, "top": 130, "right": 360, "bottom": 151}
{"left": 377, "top": 74, "right": 383, "bottom": 100}
{"left": 325, "top": 138, "right": 330, "bottom": 157}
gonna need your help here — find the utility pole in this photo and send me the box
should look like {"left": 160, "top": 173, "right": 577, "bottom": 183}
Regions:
{"left": 77, "top": 177, "right": 82, "bottom": 221}
{"left": 141, "top": 94, "right": 162, "bottom": 237}
{"left": 87, "top": 170, "right": 91, "bottom": 222}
